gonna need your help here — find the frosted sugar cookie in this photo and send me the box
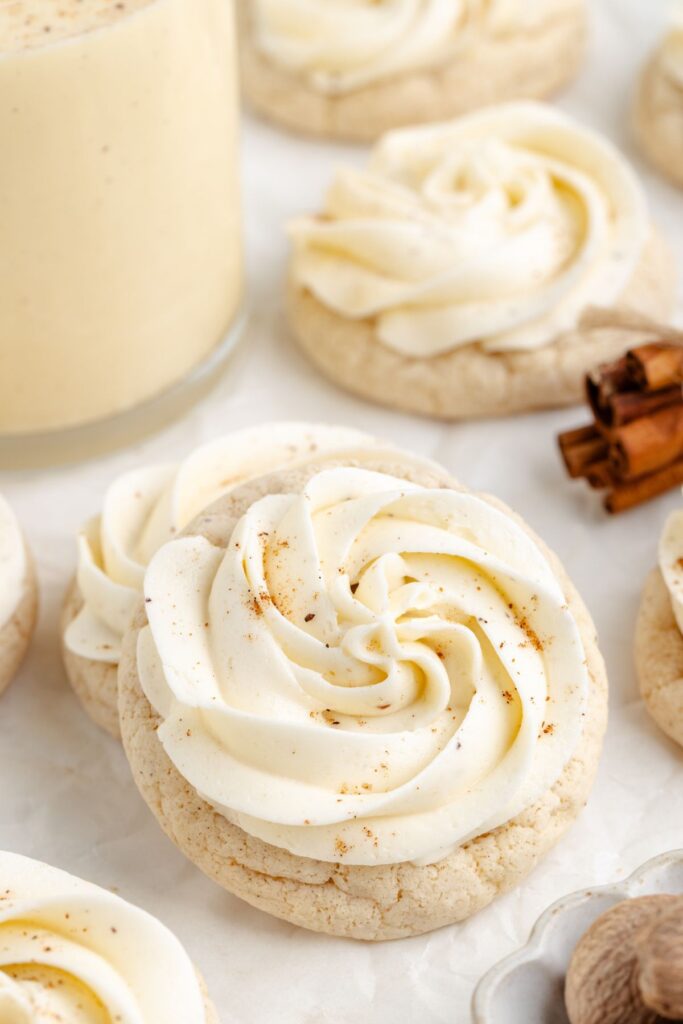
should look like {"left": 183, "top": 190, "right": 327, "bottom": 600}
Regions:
{"left": 119, "top": 445, "right": 608, "bottom": 939}
{"left": 238, "top": 0, "right": 587, "bottom": 141}
{"left": 287, "top": 103, "right": 675, "bottom": 420}
{"left": 62, "top": 423, "right": 387, "bottom": 736}
{"left": 634, "top": 7, "right": 683, "bottom": 190}
{"left": 0, "top": 495, "right": 37, "bottom": 697}
{"left": 636, "top": 496, "right": 683, "bottom": 748}
{"left": 0, "top": 851, "right": 217, "bottom": 1022}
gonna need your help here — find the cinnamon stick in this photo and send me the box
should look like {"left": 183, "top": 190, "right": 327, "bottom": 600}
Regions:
{"left": 586, "top": 357, "right": 632, "bottom": 423}
{"left": 558, "top": 425, "right": 609, "bottom": 478}
{"left": 605, "top": 456, "right": 683, "bottom": 514}
{"left": 627, "top": 343, "right": 683, "bottom": 392}
{"left": 590, "top": 384, "right": 681, "bottom": 428}
{"left": 610, "top": 404, "right": 683, "bottom": 479}
{"left": 558, "top": 329, "right": 683, "bottom": 512}
{"left": 585, "top": 460, "right": 615, "bottom": 490}
{"left": 558, "top": 424, "right": 598, "bottom": 448}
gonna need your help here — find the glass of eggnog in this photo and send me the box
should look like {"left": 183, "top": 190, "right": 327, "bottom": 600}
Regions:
{"left": 0, "top": 0, "right": 244, "bottom": 465}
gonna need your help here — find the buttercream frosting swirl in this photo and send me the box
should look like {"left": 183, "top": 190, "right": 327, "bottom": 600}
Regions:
{"left": 289, "top": 102, "right": 648, "bottom": 356}
{"left": 0, "top": 851, "right": 207, "bottom": 1022}
{"left": 250, "top": 0, "right": 575, "bottom": 94}
{"left": 64, "top": 423, "right": 380, "bottom": 666}
{"left": 0, "top": 495, "right": 26, "bottom": 631}
{"left": 659, "top": 495, "right": 683, "bottom": 634}
{"left": 138, "top": 465, "right": 588, "bottom": 866}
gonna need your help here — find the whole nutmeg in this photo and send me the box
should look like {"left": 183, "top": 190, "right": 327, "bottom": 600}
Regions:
{"left": 565, "top": 895, "right": 683, "bottom": 1024}
{"left": 638, "top": 910, "right": 683, "bottom": 1019}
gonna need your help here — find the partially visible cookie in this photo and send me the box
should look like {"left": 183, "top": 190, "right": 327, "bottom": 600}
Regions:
{"left": 119, "top": 449, "right": 608, "bottom": 940}
{"left": 238, "top": 0, "right": 587, "bottom": 141}
{"left": 61, "top": 423, "right": 387, "bottom": 737}
{"left": 287, "top": 104, "right": 675, "bottom": 420}
{"left": 0, "top": 495, "right": 37, "bottom": 698}
{"left": 0, "top": 850, "right": 217, "bottom": 1022}
{"left": 634, "top": 20, "right": 683, "bottom": 190}
{"left": 636, "top": 565, "right": 683, "bottom": 749}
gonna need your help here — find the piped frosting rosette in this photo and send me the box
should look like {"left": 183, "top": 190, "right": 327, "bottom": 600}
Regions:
{"left": 250, "top": 0, "right": 578, "bottom": 94}
{"left": 137, "top": 463, "right": 589, "bottom": 867}
{"left": 0, "top": 852, "right": 209, "bottom": 1023}
{"left": 64, "top": 424, "right": 381, "bottom": 668}
{"left": 0, "top": 496, "right": 26, "bottom": 633}
{"left": 289, "top": 102, "right": 649, "bottom": 357}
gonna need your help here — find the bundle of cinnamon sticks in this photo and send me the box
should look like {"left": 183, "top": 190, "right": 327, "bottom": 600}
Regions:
{"left": 559, "top": 342, "right": 683, "bottom": 513}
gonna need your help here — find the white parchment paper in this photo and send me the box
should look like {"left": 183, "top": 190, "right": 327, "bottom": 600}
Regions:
{"left": 1, "top": 1, "right": 682, "bottom": 1020}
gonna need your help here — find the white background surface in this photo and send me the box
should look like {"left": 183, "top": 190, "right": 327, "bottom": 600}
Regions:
{"left": 2, "top": 2, "right": 683, "bottom": 1021}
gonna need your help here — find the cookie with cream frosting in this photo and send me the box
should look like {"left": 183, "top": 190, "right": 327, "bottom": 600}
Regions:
{"left": 0, "top": 495, "right": 37, "bottom": 698}
{"left": 0, "top": 850, "right": 217, "bottom": 1022}
{"left": 634, "top": 6, "right": 683, "bottom": 191}
{"left": 118, "top": 446, "right": 608, "bottom": 940}
{"left": 287, "top": 102, "right": 675, "bottom": 420}
{"left": 636, "top": 496, "right": 683, "bottom": 748}
{"left": 61, "top": 423, "right": 420, "bottom": 737}
{"left": 238, "top": 0, "right": 587, "bottom": 141}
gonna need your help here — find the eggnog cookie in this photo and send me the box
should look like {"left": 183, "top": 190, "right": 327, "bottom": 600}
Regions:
{"left": 634, "top": 12, "right": 683, "bottom": 190}
{"left": 238, "top": 0, "right": 587, "bottom": 141}
{"left": 0, "top": 851, "right": 218, "bottom": 1022}
{"left": 61, "top": 423, "right": 385, "bottom": 737}
{"left": 287, "top": 103, "right": 675, "bottom": 421}
{"left": 636, "top": 500, "right": 683, "bottom": 748}
{"left": 119, "top": 448, "right": 608, "bottom": 940}
{"left": 0, "top": 495, "right": 37, "bottom": 698}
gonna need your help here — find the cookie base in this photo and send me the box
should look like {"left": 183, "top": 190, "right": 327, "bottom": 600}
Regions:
{"left": 0, "top": 548, "right": 38, "bottom": 698}
{"left": 118, "top": 456, "right": 608, "bottom": 941}
{"left": 60, "top": 579, "right": 121, "bottom": 739}
{"left": 634, "top": 49, "right": 683, "bottom": 191}
{"left": 635, "top": 568, "right": 683, "bottom": 749}
{"left": 238, "top": 0, "right": 587, "bottom": 141}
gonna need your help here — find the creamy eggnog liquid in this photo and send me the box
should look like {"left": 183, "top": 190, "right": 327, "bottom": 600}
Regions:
{"left": 0, "top": 0, "right": 243, "bottom": 438}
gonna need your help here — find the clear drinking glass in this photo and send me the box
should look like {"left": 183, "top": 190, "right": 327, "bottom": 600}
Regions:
{"left": 0, "top": 0, "right": 244, "bottom": 466}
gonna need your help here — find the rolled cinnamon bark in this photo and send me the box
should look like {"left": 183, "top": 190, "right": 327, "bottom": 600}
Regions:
{"left": 626, "top": 343, "right": 683, "bottom": 392}
{"left": 558, "top": 426, "right": 609, "bottom": 479}
{"left": 605, "top": 456, "right": 683, "bottom": 514}
{"left": 611, "top": 404, "right": 683, "bottom": 479}
{"left": 591, "top": 385, "right": 681, "bottom": 428}
{"left": 559, "top": 334, "right": 683, "bottom": 512}
{"left": 586, "top": 357, "right": 632, "bottom": 423}
{"left": 584, "top": 461, "right": 614, "bottom": 490}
